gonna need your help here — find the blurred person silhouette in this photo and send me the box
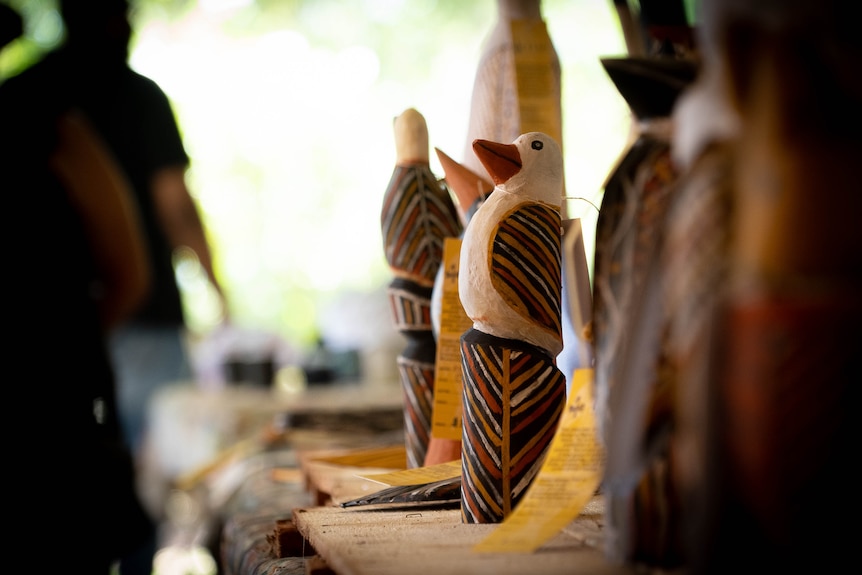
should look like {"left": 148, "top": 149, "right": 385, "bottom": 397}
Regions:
{"left": 1, "top": 3, "right": 157, "bottom": 572}
{"left": 3, "top": 0, "right": 227, "bottom": 571}
{"left": 84, "top": 0, "right": 225, "bottom": 451}
{"left": 14, "top": 0, "right": 227, "bottom": 464}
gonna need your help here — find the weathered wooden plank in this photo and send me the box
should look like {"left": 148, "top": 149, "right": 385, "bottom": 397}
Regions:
{"left": 293, "top": 497, "right": 636, "bottom": 575}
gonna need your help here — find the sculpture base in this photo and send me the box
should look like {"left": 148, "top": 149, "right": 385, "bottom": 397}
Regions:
{"left": 460, "top": 328, "right": 566, "bottom": 523}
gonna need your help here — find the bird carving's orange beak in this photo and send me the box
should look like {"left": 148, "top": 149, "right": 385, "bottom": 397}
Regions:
{"left": 472, "top": 139, "right": 522, "bottom": 185}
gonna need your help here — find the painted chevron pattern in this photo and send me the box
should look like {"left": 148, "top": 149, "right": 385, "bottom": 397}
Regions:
{"left": 382, "top": 160, "right": 461, "bottom": 468}
{"left": 381, "top": 164, "right": 463, "bottom": 287}
{"left": 490, "top": 203, "right": 563, "bottom": 340}
{"left": 385, "top": 280, "right": 436, "bottom": 468}
{"left": 386, "top": 283, "right": 433, "bottom": 332}
{"left": 459, "top": 328, "right": 566, "bottom": 523}
{"left": 397, "top": 353, "right": 436, "bottom": 469}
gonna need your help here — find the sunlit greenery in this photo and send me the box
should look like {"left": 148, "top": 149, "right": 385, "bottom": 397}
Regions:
{"left": 2, "top": 0, "right": 630, "bottom": 356}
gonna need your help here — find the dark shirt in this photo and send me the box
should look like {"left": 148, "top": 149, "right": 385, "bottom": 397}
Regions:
{"left": 1, "top": 56, "right": 154, "bottom": 567}
{"left": 6, "top": 47, "right": 191, "bottom": 326}
{"left": 2, "top": 75, "right": 115, "bottom": 431}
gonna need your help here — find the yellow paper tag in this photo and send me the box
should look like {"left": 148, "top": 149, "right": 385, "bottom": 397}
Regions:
{"left": 431, "top": 237, "right": 473, "bottom": 440}
{"left": 511, "top": 19, "right": 562, "bottom": 147}
{"left": 358, "top": 459, "right": 462, "bottom": 487}
{"left": 473, "top": 368, "right": 605, "bottom": 553}
{"left": 310, "top": 444, "right": 407, "bottom": 469}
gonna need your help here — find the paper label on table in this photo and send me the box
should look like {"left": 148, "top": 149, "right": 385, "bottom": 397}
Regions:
{"left": 473, "top": 368, "right": 605, "bottom": 553}
{"left": 357, "top": 459, "right": 461, "bottom": 487}
{"left": 311, "top": 444, "right": 407, "bottom": 469}
{"left": 431, "top": 238, "right": 472, "bottom": 440}
{"left": 271, "top": 467, "right": 304, "bottom": 484}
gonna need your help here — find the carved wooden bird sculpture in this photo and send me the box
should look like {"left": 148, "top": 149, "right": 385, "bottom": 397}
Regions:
{"left": 458, "top": 132, "right": 567, "bottom": 523}
{"left": 381, "top": 107, "right": 463, "bottom": 469}
{"left": 460, "top": 132, "right": 565, "bottom": 356}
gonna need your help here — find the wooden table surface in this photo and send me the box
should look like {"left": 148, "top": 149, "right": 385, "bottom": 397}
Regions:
{"left": 292, "top": 495, "right": 640, "bottom": 575}
{"left": 206, "top": 381, "right": 647, "bottom": 575}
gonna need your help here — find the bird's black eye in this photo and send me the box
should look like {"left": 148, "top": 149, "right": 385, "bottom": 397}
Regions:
{"left": 531, "top": 140, "right": 543, "bottom": 150}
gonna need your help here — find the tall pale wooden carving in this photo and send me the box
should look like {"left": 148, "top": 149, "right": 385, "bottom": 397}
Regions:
{"left": 462, "top": 0, "right": 561, "bottom": 182}
{"left": 462, "top": 0, "right": 582, "bottom": 394}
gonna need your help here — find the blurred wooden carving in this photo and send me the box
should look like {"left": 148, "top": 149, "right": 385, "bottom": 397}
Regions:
{"left": 673, "top": 1, "right": 862, "bottom": 572}
{"left": 592, "top": 54, "right": 696, "bottom": 568}
{"left": 381, "top": 108, "right": 463, "bottom": 468}
{"left": 462, "top": 0, "right": 562, "bottom": 195}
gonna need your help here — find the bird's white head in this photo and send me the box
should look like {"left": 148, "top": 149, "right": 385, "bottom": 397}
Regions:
{"left": 472, "top": 132, "right": 563, "bottom": 207}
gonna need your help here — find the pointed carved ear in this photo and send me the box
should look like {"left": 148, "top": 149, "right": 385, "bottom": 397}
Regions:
{"left": 435, "top": 147, "right": 493, "bottom": 223}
